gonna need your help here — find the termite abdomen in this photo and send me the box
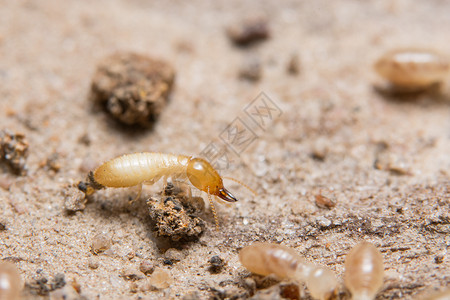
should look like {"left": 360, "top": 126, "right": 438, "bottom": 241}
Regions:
{"left": 344, "top": 242, "right": 384, "bottom": 300}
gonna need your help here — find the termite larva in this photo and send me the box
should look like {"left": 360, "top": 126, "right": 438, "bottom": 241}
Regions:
{"left": 344, "top": 242, "right": 384, "bottom": 300}
{"left": 0, "top": 261, "right": 23, "bottom": 300}
{"left": 239, "top": 242, "right": 337, "bottom": 300}
{"left": 78, "top": 152, "right": 254, "bottom": 228}
{"left": 374, "top": 48, "right": 450, "bottom": 89}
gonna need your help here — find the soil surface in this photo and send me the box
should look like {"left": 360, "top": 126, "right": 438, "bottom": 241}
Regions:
{"left": 0, "top": 1, "right": 449, "bottom": 299}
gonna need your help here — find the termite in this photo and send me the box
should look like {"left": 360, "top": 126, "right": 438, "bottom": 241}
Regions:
{"left": 344, "top": 242, "right": 384, "bottom": 300}
{"left": 77, "top": 152, "right": 254, "bottom": 229}
{"left": 0, "top": 261, "right": 23, "bottom": 300}
{"left": 239, "top": 242, "right": 338, "bottom": 300}
{"left": 374, "top": 48, "right": 450, "bottom": 89}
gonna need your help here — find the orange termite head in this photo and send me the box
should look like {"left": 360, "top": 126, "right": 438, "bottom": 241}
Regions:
{"left": 186, "top": 157, "right": 238, "bottom": 202}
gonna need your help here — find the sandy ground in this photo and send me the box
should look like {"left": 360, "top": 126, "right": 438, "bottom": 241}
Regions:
{"left": 0, "top": 0, "right": 449, "bottom": 299}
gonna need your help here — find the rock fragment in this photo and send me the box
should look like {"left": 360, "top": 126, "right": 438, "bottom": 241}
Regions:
{"left": 90, "top": 52, "right": 175, "bottom": 127}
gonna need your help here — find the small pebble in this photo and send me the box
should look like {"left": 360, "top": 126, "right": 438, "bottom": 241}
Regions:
{"left": 129, "top": 282, "right": 138, "bottom": 293}
{"left": 90, "top": 52, "right": 175, "bottom": 127}
{"left": 164, "top": 248, "right": 185, "bottom": 262}
{"left": 287, "top": 54, "right": 300, "bottom": 75}
{"left": 70, "top": 278, "right": 81, "bottom": 294}
{"left": 139, "top": 260, "right": 155, "bottom": 275}
{"left": 91, "top": 233, "right": 112, "bottom": 254}
{"left": 40, "top": 152, "right": 61, "bottom": 172}
{"left": 87, "top": 258, "right": 99, "bottom": 269}
{"left": 48, "top": 285, "right": 79, "bottom": 300}
{"left": 120, "top": 267, "right": 145, "bottom": 281}
{"left": 0, "top": 175, "right": 13, "bottom": 190}
{"left": 434, "top": 255, "right": 444, "bottom": 264}
{"left": 239, "top": 56, "right": 262, "bottom": 81}
{"left": 77, "top": 133, "right": 91, "bottom": 146}
{"left": 310, "top": 138, "right": 329, "bottom": 161}
{"left": 227, "top": 15, "right": 270, "bottom": 46}
{"left": 163, "top": 259, "right": 173, "bottom": 266}
{"left": 149, "top": 267, "right": 173, "bottom": 290}
{"left": 0, "top": 130, "right": 29, "bottom": 175}
{"left": 279, "top": 282, "right": 300, "bottom": 300}
{"left": 315, "top": 194, "right": 336, "bottom": 209}
{"left": 375, "top": 152, "right": 411, "bottom": 175}
{"left": 242, "top": 278, "right": 256, "bottom": 295}
{"left": 316, "top": 216, "right": 332, "bottom": 228}
{"left": 208, "top": 255, "right": 225, "bottom": 273}
{"left": 63, "top": 186, "right": 88, "bottom": 212}
{"left": 182, "top": 291, "right": 202, "bottom": 300}
{"left": 24, "top": 273, "right": 65, "bottom": 297}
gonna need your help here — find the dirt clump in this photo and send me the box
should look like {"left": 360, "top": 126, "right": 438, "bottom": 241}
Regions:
{"left": 63, "top": 185, "right": 88, "bottom": 212}
{"left": 23, "top": 273, "right": 66, "bottom": 296}
{"left": 147, "top": 183, "right": 206, "bottom": 242}
{"left": 0, "top": 130, "right": 29, "bottom": 175}
{"left": 227, "top": 15, "right": 270, "bottom": 46}
{"left": 90, "top": 52, "right": 175, "bottom": 127}
{"left": 239, "top": 56, "right": 262, "bottom": 82}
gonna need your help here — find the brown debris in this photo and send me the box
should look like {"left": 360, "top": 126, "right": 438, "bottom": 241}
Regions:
{"left": 63, "top": 185, "right": 88, "bottom": 212}
{"left": 147, "top": 182, "right": 205, "bottom": 242}
{"left": 90, "top": 233, "right": 112, "bottom": 254}
{"left": 139, "top": 260, "right": 155, "bottom": 275}
{"left": 0, "top": 175, "right": 13, "bottom": 190}
{"left": 374, "top": 151, "right": 411, "bottom": 175}
{"left": 120, "top": 267, "right": 145, "bottom": 281}
{"left": 39, "top": 152, "right": 61, "bottom": 172}
{"left": 90, "top": 52, "right": 175, "bottom": 127}
{"left": 24, "top": 273, "right": 66, "bottom": 296}
{"left": 181, "top": 291, "right": 202, "bottom": 300}
{"left": 287, "top": 54, "right": 300, "bottom": 75}
{"left": 87, "top": 258, "right": 99, "bottom": 269}
{"left": 164, "top": 248, "right": 185, "bottom": 262}
{"left": 208, "top": 255, "right": 225, "bottom": 274}
{"left": 227, "top": 15, "right": 270, "bottom": 46}
{"left": 148, "top": 267, "right": 173, "bottom": 290}
{"left": 0, "top": 129, "right": 29, "bottom": 175}
{"left": 315, "top": 194, "right": 336, "bottom": 209}
{"left": 48, "top": 284, "right": 83, "bottom": 300}
{"left": 279, "top": 282, "right": 301, "bottom": 300}
{"left": 147, "top": 195, "right": 205, "bottom": 242}
{"left": 244, "top": 281, "right": 302, "bottom": 300}
{"left": 209, "top": 280, "right": 250, "bottom": 299}
{"left": 239, "top": 56, "right": 262, "bottom": 82}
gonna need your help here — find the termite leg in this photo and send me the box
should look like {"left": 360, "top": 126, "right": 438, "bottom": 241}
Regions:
{"left": 171, "top": 179, "right": 193, "bottom": 199}
{"left": 207, "top": 188, "right": 220, "bottom": 231}
{"left": 129, "top": 183, "right": 143, "bottom": 204}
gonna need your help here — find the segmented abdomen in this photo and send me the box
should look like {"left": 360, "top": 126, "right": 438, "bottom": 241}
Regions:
{"left": 93, "top": 153, "right": 190, "bottom": 187}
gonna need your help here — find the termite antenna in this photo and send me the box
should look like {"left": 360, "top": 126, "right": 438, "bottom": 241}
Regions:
{"left": 207, "top": 189, "right": 220, "bottom": 231}
{"left": 223, "top": 176, "right": 257, "bottom": 196}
